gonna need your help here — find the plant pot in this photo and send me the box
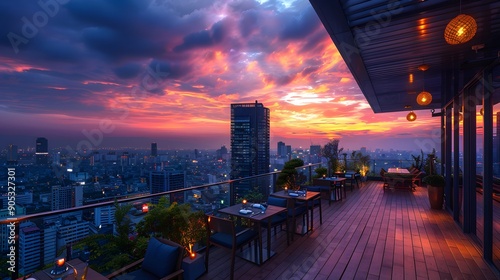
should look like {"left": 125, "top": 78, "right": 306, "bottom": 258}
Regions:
{"left": 427, "top": 185, "right": 444, "bottom": 209}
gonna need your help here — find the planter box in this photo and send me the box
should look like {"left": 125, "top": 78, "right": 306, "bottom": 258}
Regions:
{"left": 182, "top": 253, "right": 206, "bottom": 280}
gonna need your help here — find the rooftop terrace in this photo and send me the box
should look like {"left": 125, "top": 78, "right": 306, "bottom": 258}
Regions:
{"left": 201, "top": 181, "right": 499, "bottom": 280}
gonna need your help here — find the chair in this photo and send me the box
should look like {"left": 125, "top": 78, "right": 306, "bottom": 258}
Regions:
{"left": 286, "top": 197, "right": 309, "bottom": 240}
{"left": 305, "top": 186, "right": 323, "bottom": 225}
{"left": 380, "top": 168, "right": 389, "bottom": 190}
{"left": 344, "top": 172, "right": 357, "bottom": 191}
{"left": 205, "top": 215, "right": 260, "bottom": 280}
{"left": 107, "top": 237, "right": 184, "bottom": 280}
{"left": 261, "top": 196, "right": 290, "bottom": 244}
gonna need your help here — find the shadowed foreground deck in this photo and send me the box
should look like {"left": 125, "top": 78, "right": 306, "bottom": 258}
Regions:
{"left": 200, "top": 181, "right": 500, "bottom": 280}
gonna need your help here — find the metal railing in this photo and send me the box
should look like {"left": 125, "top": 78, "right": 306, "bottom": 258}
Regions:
{"left": 0, "top": 163, "right": 322, "bottom": 279}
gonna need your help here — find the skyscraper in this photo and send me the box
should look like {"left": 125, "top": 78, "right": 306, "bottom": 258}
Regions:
{"left": 35, "top": 137, "right": 48, "bottom": 165}
{"left": 277, "top": 141, "right": 286, "bottom": 157}
{"left": 151, "top": 142, "right": 157, "bottom": 157}
{"left": 51, "top": 185, "right": 83, "bottom": 211}
{"left": 230, "top": 101, "right": 270, "bottom": 198}
{"left": 7, "top": 144, "right": 18, "bottom": 164}
{"left": 310, "top": 145, "right": 321, "bottom": 163}
{"left": 150, "top": 170, "right": 186, "bottom": 204}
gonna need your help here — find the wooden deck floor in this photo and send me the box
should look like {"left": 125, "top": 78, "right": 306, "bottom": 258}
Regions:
{"left": 199, "top": 181, "right": 500, "bottom": 280}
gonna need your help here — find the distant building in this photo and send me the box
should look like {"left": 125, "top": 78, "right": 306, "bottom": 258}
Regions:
{"left": 216, "top": 145, "right": 228, "bottom": 160}
{"left": 0, "top": 192, "right": 33, "bottom": 208}
{"left": 0, "top": 206, "right": 25, "bottom": 252}
{"left": 7, "top": 144, "right": 18, "bottom": 164}
{"left": 94, "top": 205, "right": 116, "bottom": 228}
{"left": 35, "top": 137, "right": 48, "bottom": 165}
{"left": 230, "top": 101, "right": 270, "bottom": 198}
{"left": 360, "top": 147, "right": 367, "bottom": 154}
{"left": 310, "top": 145, "right": 321, "bottom": 163}
{"left": 51, "top": 185, "right": 83, "bottom": 211}
{"left": 151, "top": 142, "right": 158, "bottom": 157}
{"left": 42, "top": 225, "right": 57, "bottom": 266}
{"left": 19, "top": 222, "right": 41, "bottom": 275}
{"left": 150, "top": 170, "right": 186, "bottom": 204}
{"left": 286, "top": 145, "right": 292, "bottom": 160}
{"left": 277, "top": 141, "right": 286, "bottom": 157}
{"left": 57, "top": 215, "right": 89, "bottom": 247}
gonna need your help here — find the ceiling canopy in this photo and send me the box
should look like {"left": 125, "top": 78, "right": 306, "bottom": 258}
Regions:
{"left": 309, "top": 0, "right": 500, "bottom": 113}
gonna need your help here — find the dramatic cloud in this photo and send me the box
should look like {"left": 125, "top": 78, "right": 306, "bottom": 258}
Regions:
{"left": 0, "top": 0, "right": 441, "bottom": 150}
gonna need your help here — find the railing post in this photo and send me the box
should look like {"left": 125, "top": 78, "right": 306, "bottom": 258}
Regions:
{"left": 229, "top": 181, "right": 235, "bottom": 206}
{"left": 308, "top": 166, "right": 313, "bottom": 185}
{"left": 272, "top": 173, "right": 277, "bottom": 193}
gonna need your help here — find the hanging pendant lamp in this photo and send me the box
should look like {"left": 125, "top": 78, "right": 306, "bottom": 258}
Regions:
{"left": 406, "top": 111, "right": 417, "bottom": 122}
{"left": 444, "top": 1, "right": 477, "bottom": 45}
{"left": 416, "top": 64, "right": 432, "bottom": 106}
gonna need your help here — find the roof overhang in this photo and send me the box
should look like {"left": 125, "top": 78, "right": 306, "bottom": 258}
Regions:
{"left": 309, "top": 0, "right": 500, "bottom": 113}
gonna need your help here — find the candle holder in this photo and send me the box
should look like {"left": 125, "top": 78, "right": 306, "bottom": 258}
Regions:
{"left": 49, "top": 257, "right": 69, "bottom": 279}
{"left": 242, "top": 199, "right": 247, "bottom": 209}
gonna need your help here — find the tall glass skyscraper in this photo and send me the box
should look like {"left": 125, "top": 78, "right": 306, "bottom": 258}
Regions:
{"left": 35, "top": 137, "right": 48, "bottom": 165}
{"left": 230, "top": 101, "right": 270, "bottom": 199}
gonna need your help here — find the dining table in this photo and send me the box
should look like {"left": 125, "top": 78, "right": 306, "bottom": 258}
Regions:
{"left": 270, "top": 190, "right": 321, "bottom": 235}
{"left": 387, "top": 167, "right": 410, "bottom": 174}
{"left": 20, "top": 258, "right": 106, "bottom": 280}
{"left": 218, "top": 203, "right": 287, "bottom": 265}
{"left": 313, "top": 177, "right": 347, "bottom": 203}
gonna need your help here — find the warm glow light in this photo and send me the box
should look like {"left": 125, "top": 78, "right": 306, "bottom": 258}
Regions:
{"left": 142, "top": 204, "right": 149, "bottom": 213}
{"left": 480, "top": 107, "right": 484, "bottom": 115}
{"left": 409, "top": 73, "right": 414, "bottom": 83}
{"left": 406, "top": 111, "right": 417, "bottom": 121}
{"left": 444, "top": 14, "right": 477, "bottom": 45}
{"left": 242, "top": 199, "right": 247, "bottom": 205}
{"left": 56, "top": 258, "right": 65, "bottom": 266}
{"left": 416, "top": 91, "right": 432, "bottom": 106}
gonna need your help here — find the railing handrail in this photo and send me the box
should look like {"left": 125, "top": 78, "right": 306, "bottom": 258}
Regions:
{"left": 0, "top": 164, "right": 322, "bottom": 225}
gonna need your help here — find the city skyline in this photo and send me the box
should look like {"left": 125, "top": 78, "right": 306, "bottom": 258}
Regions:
{"left": 0, "top": 0, "right": 441, "bottom": 152}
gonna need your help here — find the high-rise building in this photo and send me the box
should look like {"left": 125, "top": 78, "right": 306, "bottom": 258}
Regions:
{"left": 310, "top": 145, "right": 321, "bottom": 163}
{"left": 51, "top": 185, "right": 83, "bottom": 211}
{"left": 94, "top": 206, "right": 116, "bottom": 228}
{"left": 35, "top": 137, "right": 48, "bottom": 165}
{"left": 230, "top": 101, "right": 270, "bottom": 198}
{"left": 286, "top": 145, "right": 292, "bottom": 160}
{"left": 151, "top": 142, "right": 157, "bottom": 157}
{"left": 0, "top": 206, "right": 25, "bottom": 252}
{"left": 19, "top": 222, "right": 41, "bottom": 275}
{"left": 150, "top": 170, "right": 186, "bottom": 204}
{"left": 7, "top": 144, "right": 18, "bottom": 164}
{"left": 216, "top": 145, "right": 228, "bottom": 160}
{"left": 277, "top": 141, "right": 286, "bottom": 157}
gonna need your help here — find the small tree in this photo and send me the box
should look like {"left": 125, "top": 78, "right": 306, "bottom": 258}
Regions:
{"left": 313, "top": 167, "right": 328, "bottom": 178}
{"left": 136, "top": 198, "right": 205, "bottom": 256}
{"left": 321, "top": 139, "right": 344, "bottom": 175}
{"left": 276, "top": 158, "right": 304, "bottom": 191}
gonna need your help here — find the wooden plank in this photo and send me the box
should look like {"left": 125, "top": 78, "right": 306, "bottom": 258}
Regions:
{"left": 199, "top": 181, "right": 499, "bottom": 280}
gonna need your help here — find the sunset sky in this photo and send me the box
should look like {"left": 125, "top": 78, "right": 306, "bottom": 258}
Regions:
{"left": 0, "top": 0, "right": 441, "bottom": 152}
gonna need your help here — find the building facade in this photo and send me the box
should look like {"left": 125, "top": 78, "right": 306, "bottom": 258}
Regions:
{"left": 150, "top": 170, "right": 186, "bottom": 204}
{"left": 35, "top": 137, "right": 48, "bottom": 165}
{"left": 230, "top": 101, "right": 270, "bottom": 199}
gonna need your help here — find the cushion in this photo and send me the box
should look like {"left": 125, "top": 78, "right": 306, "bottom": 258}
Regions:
{"left": 267, "top": 196, "right": 287, "bottom": 207}
{"left": 115, "top": 268, "right": 158, "bottom": 280}
{"left": 142, "top": 237, "right": 179, "bottom": 278}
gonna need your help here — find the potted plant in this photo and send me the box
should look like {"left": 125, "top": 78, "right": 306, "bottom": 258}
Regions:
{"left": 422, "top": 174, "right": 445, "bottom": 209}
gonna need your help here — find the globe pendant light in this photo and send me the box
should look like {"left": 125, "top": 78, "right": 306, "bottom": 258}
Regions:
{"left": 416, "top": 64, "right": 432, "bottom": 106}
{"left": 444, "top": 14, "right": 477, "bottom": 45}
{"left": 407, "top": 111, "right": 417, "bottom": 122}
{"left": 417, "top": 91, "right": 432, "bottom": 106}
